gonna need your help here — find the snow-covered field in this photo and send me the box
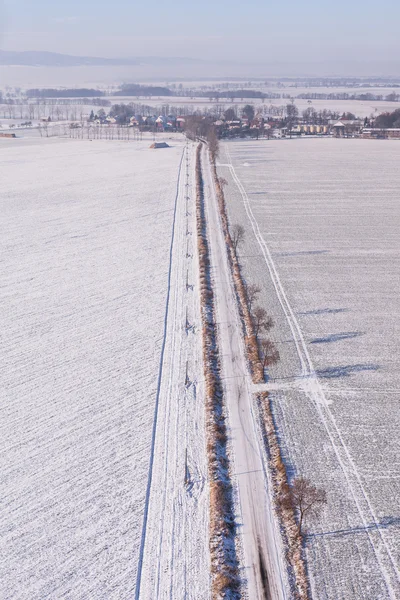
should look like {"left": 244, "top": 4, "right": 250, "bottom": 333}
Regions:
{"left": 0, "top": 136, "right": 209, "bottom": 598}
{"left": 217, "top": 138, "right": 400, "bottom": 599}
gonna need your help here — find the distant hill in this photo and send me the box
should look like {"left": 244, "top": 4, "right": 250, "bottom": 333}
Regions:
{"left": 3, "top": 50, "right": 398, "bottom": 77}
{"left": 0, "top": 50, "right": 139, "bottom": 66}
{"left": 0, "top": 50, "right": 207, "bottom": 67}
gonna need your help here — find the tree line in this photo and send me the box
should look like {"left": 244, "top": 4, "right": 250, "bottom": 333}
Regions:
{"left": 374, "top": 108, "right": 400, "bottom": 128}
{"left": 26, "top": 88, "right": 106, "bottom": 98}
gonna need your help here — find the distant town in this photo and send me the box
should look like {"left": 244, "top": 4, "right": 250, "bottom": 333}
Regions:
{"left": 1, "top": 81, "right": 400, "bottom": 140}
{"left": 87, "top": 106, "right": 400, "bottom": 139}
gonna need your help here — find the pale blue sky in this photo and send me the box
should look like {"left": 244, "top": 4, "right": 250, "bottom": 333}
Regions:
{"left": 1, "top": 0, "right": 399, "bottom": 63}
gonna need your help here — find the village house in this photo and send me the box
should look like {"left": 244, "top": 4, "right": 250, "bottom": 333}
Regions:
{"left": 166, "top": 117, "right": 176, "bottom": 129}
{"left": 361, "top": 128, "right": 400, "bottom": 139}
{"left": 331, "top": 119, "right": 364, "bottom": 137}
{"left": 129, "top": 115, "right": 144, "bottom": 127}
{"left": 155, "top": 115, "right": 167, "bottom": 130}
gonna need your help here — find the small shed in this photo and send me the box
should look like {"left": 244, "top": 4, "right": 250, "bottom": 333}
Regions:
{"left": 149, "top": 142, "right": 170, "bottom": 149}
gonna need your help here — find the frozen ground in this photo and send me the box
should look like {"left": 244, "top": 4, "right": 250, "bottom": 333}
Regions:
{"left": 0, "top": 137, "right": 209, "bottom": 598}
{"left": 217, "top": 138, "right": 400, "bottom": 599}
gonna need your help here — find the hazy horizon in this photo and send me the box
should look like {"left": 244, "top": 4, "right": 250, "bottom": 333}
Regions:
{"left": 1, "top": 0, "right": 400, "bottom": 78}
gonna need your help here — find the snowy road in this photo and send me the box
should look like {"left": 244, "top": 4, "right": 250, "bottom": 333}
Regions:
{"left": 201, "top": 146, "right": 289, "bottom": 599}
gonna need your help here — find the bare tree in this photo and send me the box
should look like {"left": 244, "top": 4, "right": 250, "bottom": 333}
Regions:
{"left": 252, "top": 306, "right": 273, "bottom": 337}
{"left": 243, "top": 104, "right": 255, "bottom": 122}
{"left": 302, "top": 106, "right": 318, "bottom": 124}
{"left": 286, "top": 103, "right": 299, "bottom": 138}
{"left": 224, "top": 107, "right": 236, "bottom": 121}
{"left": 247, "top": 283, "right": 261, "bottom": 312}
{"left": 207, "top": 125, "right": 219, "bottom": 160}
{"left": 219, "top": 177, "right": 228, "bottom": 189}
{"left": 231, "top": 223, "right": 245, "bottom": 252}
{"left": 285, "top": 477, "right": 327, "bottom": 536}
{"left": 55, "top": 106, "right": 63, "bottom": 121}
{"left": 265, "top": 125, "right": 274, "bottom": 139}
{"left": 260, "top": 338, "right": 280, "bottom": 370}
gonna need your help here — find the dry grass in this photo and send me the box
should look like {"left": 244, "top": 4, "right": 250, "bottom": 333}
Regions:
{"left": 195, "top": 144, "right": 240, "bottom": 599}
{"left": 210, "top": 161, "right": 264, "bottom": 383}
{"left": 258, "top": 392, "right": 310, "bottom": 599}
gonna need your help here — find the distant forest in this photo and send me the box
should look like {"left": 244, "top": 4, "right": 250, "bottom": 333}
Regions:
{"left": 114, "top": 84, "right": 174, "bottom": 96}
{"left": 26, "top": 89, "right": 105, "bottom": 98}
{"left": 18, "top": 85, "right": 400, "bottom": 103}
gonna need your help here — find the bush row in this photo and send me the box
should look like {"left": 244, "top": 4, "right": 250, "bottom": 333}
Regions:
{"left": 209, "top": 161, "right": 264, "bottom": 383}
{"left": 257, "top": 393, "right": 310, "bottom": 598}
{"left": 195, "top": 143, "right": 240, "bottom": 599}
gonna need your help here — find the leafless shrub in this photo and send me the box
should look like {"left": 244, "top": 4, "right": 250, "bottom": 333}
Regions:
{"left": 258, "top": 392, "right": 310, "bottom": 598}
{"left": 259, "top": 338, "right": 280, "bottom": 370}
{"left": 252, "top": 306, "right": 273, "bottom": 337}
{"left": 247, "top": 283, "right": 261, "bottom": 312}
{"left": 231, "top": 223, "right": 245, "bottom": 252}
{"left": 282, "top": 477, "right": 327, "bottom": 536}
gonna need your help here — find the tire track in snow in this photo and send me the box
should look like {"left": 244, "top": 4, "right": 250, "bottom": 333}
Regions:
{"left": 156, "top": 145, "right": 206, "bottom": 599}
{"left": 223, "top": 144, "right": 400, "bottom": 599}
{"left": 135, "top": 148, "right": 185, "bottom": 600}
{"left": 169, "top": 148, "right": 208, "bottom": 598}
{"left": 137, "top": 144, "right": 209, "bottom": 600}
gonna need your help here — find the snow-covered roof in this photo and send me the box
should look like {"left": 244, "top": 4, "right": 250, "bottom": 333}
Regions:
{"left": 333, "top": 120, "right": 362, "bottom": 127}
